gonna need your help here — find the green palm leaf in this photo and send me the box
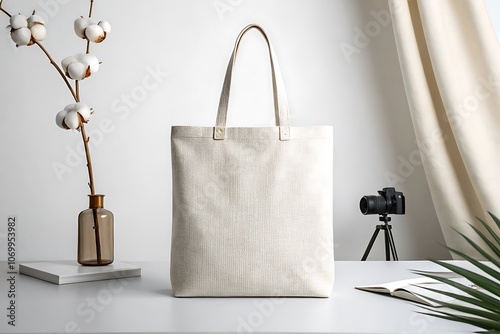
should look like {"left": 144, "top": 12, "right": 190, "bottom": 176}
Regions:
{"left": 452, "top": 229, "right": 500, "bottom": 270}
{"left": 477, "top": 217, "right": 500, "bottom": 247}
{"left": 415, "top": 284, "right": 500, "bottom": 314}
{"left": 488, "top": 212, "right": 500, "bottom": 230}
{"left": 415, "top": 213, "right": 500, "bottom": 332}
{"left": 424, "top": 261, "right": 499, "bottom": 297}
{"left": 445, "top": 242, "right": 500, "bottom": 280}
{"left": 418, "top": 307, "right": 500, "bottom": 331}
{"left": 468, "top": 224, "right": 500, "bottom": 258}
{"left": 412, "top": 269, "right": 500, "bottom": 310}
{"left": 415, "top": 288, "right": 500, "bottom": 322}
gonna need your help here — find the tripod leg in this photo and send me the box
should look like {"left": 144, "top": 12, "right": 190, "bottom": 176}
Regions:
{"left": 384, "top": 229, "right": 390, "bottom": 261}
{"left": 361, "top": 227, "right": 381, "bottom": 261}
{"left": 388, "top": 228, "right": 399, "bottom": 261}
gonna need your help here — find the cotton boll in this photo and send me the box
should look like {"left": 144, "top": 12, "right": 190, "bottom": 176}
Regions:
{"left": 10, "top": 27, "right": 32, "bottom": 46}
{"left": 84, "top": 24, "right": 105, "bottom": 43}
{"left": 9, "top": 14, "right": 28, "bottom": 30}
{"left": 30, "top": 24, "right": 46, "bottom": 41}
{"left": 74, "top": 17, "right": 89, "bottom": 38}
{"left": 55, "top": 110, "right": 70, "bottom": 129}
{"left": 98, "top": 21, "right": 111, "bottom": 33}
{"left": 74, "top": 17, "right": 87, "bottom": 38}
{"left": 75, "top": 103, "right": 91, "bottom": 121}
{"left": 61, "top": 55, "right": 77, "bottom": 72}
{"left": 74, "top": 102, "right": 88, "bottom": 111}
{"left": 62, "top": 54, "right": 97, "bottom": 79}
{"left": 64, "top": 111, "right": 81, "bottom": 130}
{"left": 74, "top": 53, "right": 84, "bottom": 63}
{"left": 64, "top": 103, "right": 77, "bottom": 112}
{"left": 27, "top": 15, "right": 44, "bottom": 28}
{"left": 67, "top": 62, "right": 87, "bottom": 80}
{"left": 74, "top": 53, "right": 84, "bottom": 62}
{"left": 79, "top": 54, "right": 99, "bottom": 74}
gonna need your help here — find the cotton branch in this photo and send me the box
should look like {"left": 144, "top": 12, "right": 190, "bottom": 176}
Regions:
{"left": 80, "top": 120, "right": 95, "bottom": 195}
{"left": 0, "top": 0, "right": 12, "bottom": 18}
{"left": 86, "top": 0, "right": 94, "bottom": 54}
{"left": 2, "top": 0, "right": 98, "bottom": 196}
{"left": 88, "top": 0, "right": 94, "bottom": 18}
{"left": 0, "top": 2, "right": 77, "bottom": 101}
{"left": 34, "top": 41, "right": 78, "bottom": 102}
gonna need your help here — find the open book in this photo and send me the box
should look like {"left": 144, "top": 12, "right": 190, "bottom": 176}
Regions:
{"left": 355, "top": 273, "right": 469, "bottom": 307}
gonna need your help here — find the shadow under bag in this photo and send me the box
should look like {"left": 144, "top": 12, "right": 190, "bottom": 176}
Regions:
{"left": 170, "top": 24, "right": 334, "bottom": 297}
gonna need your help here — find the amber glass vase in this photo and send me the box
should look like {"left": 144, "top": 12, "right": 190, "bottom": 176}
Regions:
{"left": 78, "top": 194, "right": 114, "bottom": 266}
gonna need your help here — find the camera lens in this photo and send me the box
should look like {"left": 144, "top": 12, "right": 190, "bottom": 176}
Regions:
{"left": 360, "top": 195, "right": 387, "bottom": 215}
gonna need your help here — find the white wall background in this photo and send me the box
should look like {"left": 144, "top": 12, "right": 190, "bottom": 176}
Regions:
{"left": 0, "top": 0, "right": 498, "bottom": 262}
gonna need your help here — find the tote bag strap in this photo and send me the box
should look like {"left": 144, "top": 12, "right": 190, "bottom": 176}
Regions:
{"left": 214, "top": 24, "right": 290, "bottom": 141}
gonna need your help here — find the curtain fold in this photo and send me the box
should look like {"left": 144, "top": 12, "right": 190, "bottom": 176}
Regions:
{"left": 389, "top": 0, "right": 500, "bottom": 258}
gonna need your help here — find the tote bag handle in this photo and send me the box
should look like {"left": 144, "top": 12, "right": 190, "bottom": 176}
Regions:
{"left": 214, "top": 24, "right": 291, "bottom": 141}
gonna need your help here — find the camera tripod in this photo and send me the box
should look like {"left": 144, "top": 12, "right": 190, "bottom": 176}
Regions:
{"left": 361, "top": 214, "right": 399, "bottom": 261}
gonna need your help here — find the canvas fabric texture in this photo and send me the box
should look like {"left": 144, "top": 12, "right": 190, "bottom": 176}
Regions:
{"left": 170, "top": 24, "right": 334, "bottom": 297}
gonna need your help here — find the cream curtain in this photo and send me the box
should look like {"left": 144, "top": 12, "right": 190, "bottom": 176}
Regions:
{"left": 389, "top": 0, "right": 500, "bottom": 258}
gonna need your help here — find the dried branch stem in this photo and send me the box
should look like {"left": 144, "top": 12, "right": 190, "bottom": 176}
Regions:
{"left": 34, "top": 41, "right": 78, "bottom": 102}
{"left": 75, "top": 80, "right": 95, "bottom": 195}
{"left": 75, "top": 80, "right": 80, "bottom": 101}
{"left": 88, "top": 0, "right": 94, "bottom": 18}
{"left": 92, "top": 209, "right": 102, "bottom": 264}
{"left": 79, "top": 0, "right": 97, "bottom": 196}
{"left": 86, "top": 0, "right": 94, "bottom": 54}
{"left": 0, "top": 7, "right": 11, "bottom": 17}
{"left": 85, "top": 0, "right": 101, "bottom": 265}
{"left": 80, "top": 120, "right": 95, "bottom": 195}
{"left": 3, "top": 0, "right": 104, "bottom": 265}
{"left": 3, "top": 1, "right": 94, "bottom": 196}
{"left": 0, "top": 0, "right": 11, "bottom": 17}
{"left": 1, "top": 3, "right": 77, "bottom": 101}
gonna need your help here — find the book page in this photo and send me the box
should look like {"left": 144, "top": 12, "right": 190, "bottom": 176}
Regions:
{"left": 355, "top": 277, "right": 436, "bottom": 293}
{"left": 396, "top": 282, "right": 456, "bottom": 306}
{"left": 356, "top": 275, "right": 471, "bottom": 307}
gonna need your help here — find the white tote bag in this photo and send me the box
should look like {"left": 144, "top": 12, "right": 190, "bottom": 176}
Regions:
{"left": 170, "top": 24, "right": 334, "bottom": 297}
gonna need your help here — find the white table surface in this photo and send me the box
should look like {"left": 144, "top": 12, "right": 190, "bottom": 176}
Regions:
{"left": 0, "top": 261, "right": 478, "bottom": 333}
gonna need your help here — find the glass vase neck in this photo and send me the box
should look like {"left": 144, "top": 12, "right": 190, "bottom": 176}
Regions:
{"left": 89, "top": 194, "right": 105, "bottom": 209}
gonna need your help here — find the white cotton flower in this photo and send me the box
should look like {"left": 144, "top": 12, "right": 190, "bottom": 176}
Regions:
{"left": 55, "top": 109, "right": 70, "bottom": 129}
{"left": 61, "top": 55, "right": 78, "bottom": 72}
{"left": 56, "top": 103, "right": 93, "bottom": 130}
{"left": 64, "top": 103, "right": 77, "bottom": 112}
{"left": 74, "top": 17, "right": 108, "bottom": 43}
{"left": 27, "top": 15, "right": 44, "bottom": 28}
{"left": 84, "top": 24, "right": 105, "bottom": 43}
{"left": 74, "top": 102, "right": 92, "bottom": 121}
{"left": 98, "top": 20, "right": 111, "bottom": 34}
{"left": 9, "top": 14, "right": 28, "bottom": 30}
{"left": 29, "top": 24, "right": 46, "bottom": 41}
{"left": 74, "top": 17, "right": 87, "bottom": 38}
{"left": 10, "top": 27, "right": 31, "bottom": 46}
{"left": 61, "top": 53, "right": 99, "bottom": 80}
{"left": 67, "top": 62, "right": 87, "bottom": 81}
{"left": 64, "top": 111, "right": 81, "bottom": 130}
{"left": 74, "top": 17, "right": 95, "bottom": 39}
{"left": 78, "top": 54, "right": 99, "bottom": 73}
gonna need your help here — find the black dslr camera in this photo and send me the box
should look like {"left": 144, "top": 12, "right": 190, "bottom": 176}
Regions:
{"left": 359, "top": 187, "right": 405, "bottom": 215}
